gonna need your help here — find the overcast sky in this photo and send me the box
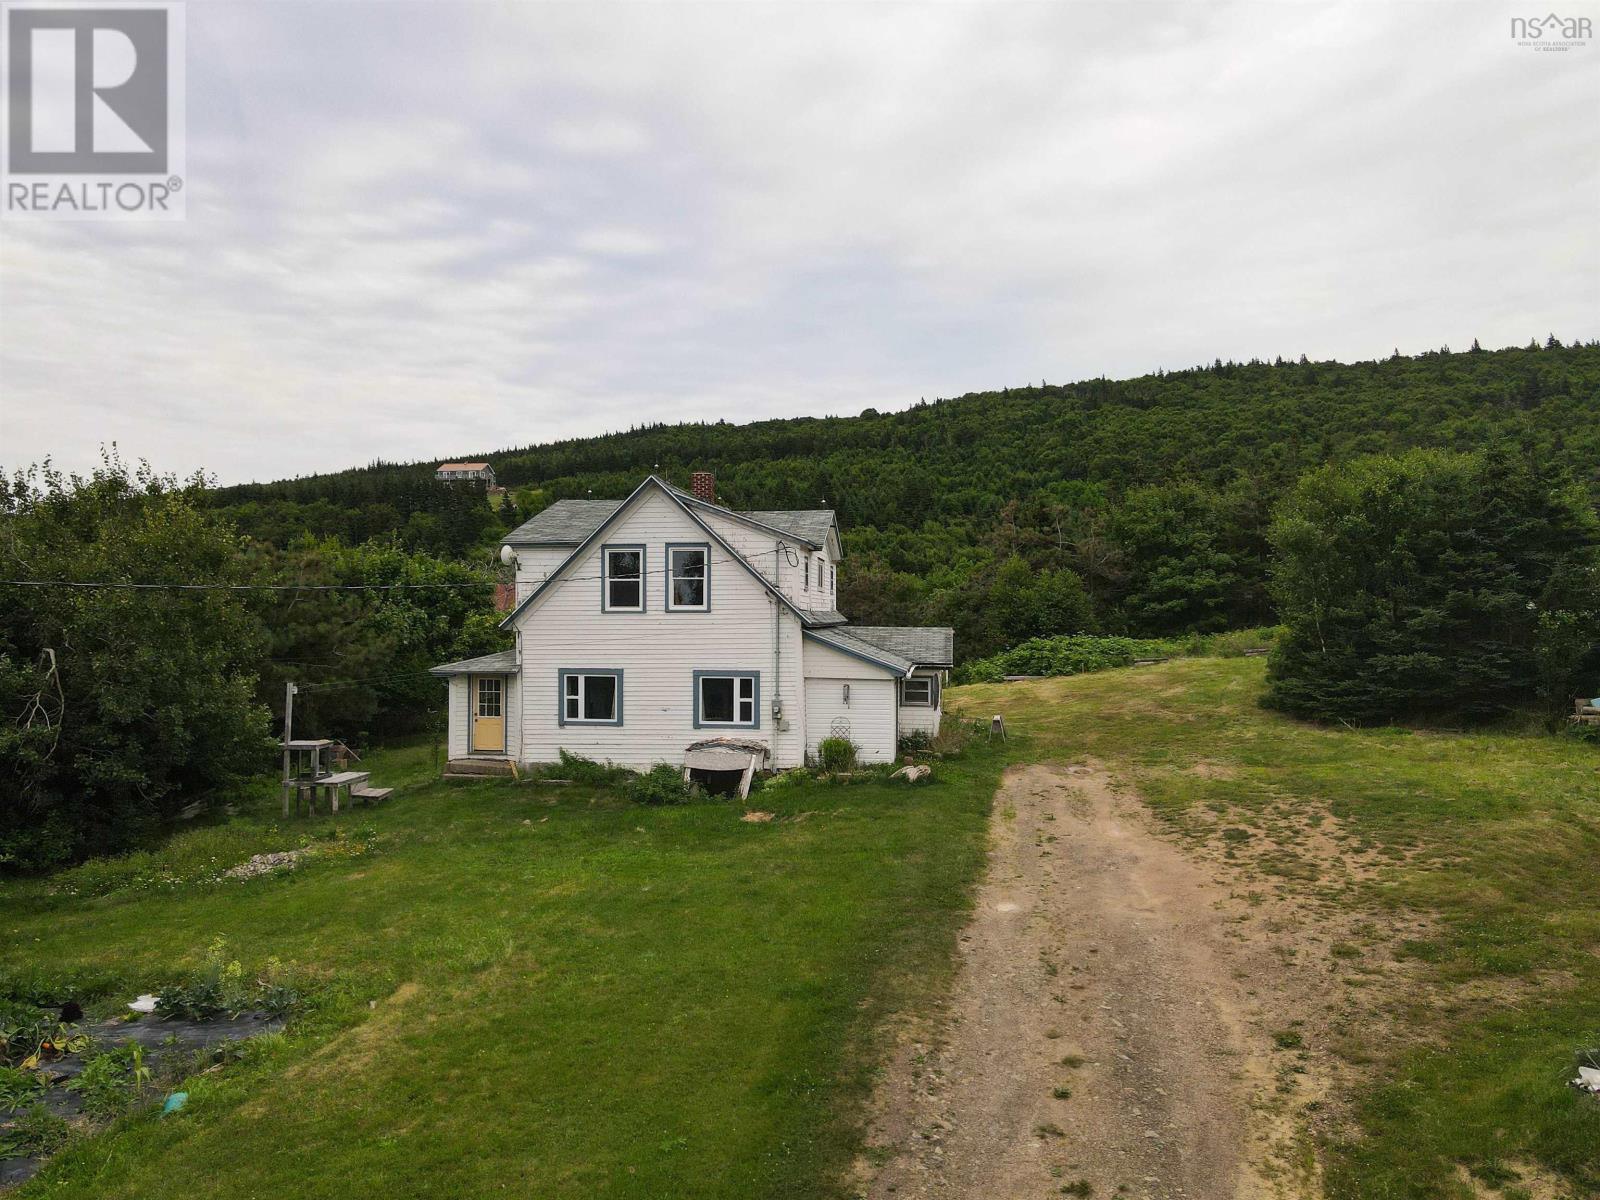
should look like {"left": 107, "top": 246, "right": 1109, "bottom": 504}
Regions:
{"left": 1, "top": 1, "right": 1596, "bottom": 484}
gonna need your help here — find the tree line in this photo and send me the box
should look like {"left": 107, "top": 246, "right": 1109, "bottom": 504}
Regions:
{"left": 208, "top": 341, "right": 1600, "bottom": 660}
{"left": 3, "top": 341, "right": 1597, "bottom": 869}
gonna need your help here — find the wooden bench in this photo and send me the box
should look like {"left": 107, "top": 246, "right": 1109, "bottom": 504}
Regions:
{"left": 350, "top": 786, "right": 393, "bottom": 803}
{"left": 312, "top": 770, "right": 369, "bottom": 814}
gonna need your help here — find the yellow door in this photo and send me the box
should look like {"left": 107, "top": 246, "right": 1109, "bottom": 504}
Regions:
{"left": 472, "top": 676, "right": 505, "bottom": 752}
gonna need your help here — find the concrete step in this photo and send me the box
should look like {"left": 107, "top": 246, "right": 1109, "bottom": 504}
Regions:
{"left": 444, "top": 759, "right": 516, "bottom": 779}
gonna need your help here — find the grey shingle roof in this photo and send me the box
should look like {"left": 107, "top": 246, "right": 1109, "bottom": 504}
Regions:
{"left": 737, "top": 509, "right": 837, "bottom": 546}
{"left": 430, "top": 649, "right": 519, "bottom": 676}
{"left": 805, "top": 628, "right": 913, "bottom": 675}
{"left": 507, "top": 487, "right": 837, "bottom": 550}
{"left": 840, "top": 626, "right": 954, "bottom": 668}
{"left": 799, "top": 608, "right": 849, "bottom": 627}
{"left": 504, "top": 499, "right": 623, "bottom": 544}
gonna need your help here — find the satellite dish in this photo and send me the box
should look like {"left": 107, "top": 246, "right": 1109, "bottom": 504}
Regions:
{"left": 499, "top": 544, "right": 517, "bottom": 567}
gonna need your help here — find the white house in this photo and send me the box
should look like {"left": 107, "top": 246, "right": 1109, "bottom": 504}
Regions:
{"left": 430, "top": 473, "right": 952, "bottom": 777}
{"left": 435, "top": 461, "right": 496, "bottom": 485}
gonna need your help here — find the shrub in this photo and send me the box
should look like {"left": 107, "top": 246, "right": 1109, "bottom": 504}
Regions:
{"left": 897, "top": 729, "right": 934, "bottom": 755}
{"left": 1266, "top": 449, "right": 1600, "bottom": 723}
{"left": 157, "top": 937, "right": 246, "bottom": 1021}
{"left": 0, "top": 456, "right": 270, "bottom": 871}
{"left": 626, "top": 765, "right": 693, "bottom": 806}
{"left": 958, "top": 634, "right": 1184, "bottom": 684}
{"left": 817, "top": 738, "right": 858, "bottom": 772}
{"left": 537, "top": 750, "right": 634, "bottom": 788}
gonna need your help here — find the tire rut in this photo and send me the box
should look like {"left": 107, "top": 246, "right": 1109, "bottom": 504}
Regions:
{"left": 855, "top": 762, "right": 1322, "bottom": 1200}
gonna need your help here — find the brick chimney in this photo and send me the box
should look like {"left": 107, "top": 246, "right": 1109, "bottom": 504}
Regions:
{"left": 690, "top": 471, "right": 716, "bottom": 503}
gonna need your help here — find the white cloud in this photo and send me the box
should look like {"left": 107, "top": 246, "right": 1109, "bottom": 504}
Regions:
{"left": 1, "top": 0, "right": 1595, "bottom": 482}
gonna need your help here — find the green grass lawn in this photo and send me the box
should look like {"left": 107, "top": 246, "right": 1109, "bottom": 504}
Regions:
{"left": 959, "top": 657, "right": 1600, "bottom": 1199}
{"left": 0, "top": 742, "right": 1005, "bottom": 1199}
{"left": 8, "top": 660, "right": 1598, "bottom": 1198}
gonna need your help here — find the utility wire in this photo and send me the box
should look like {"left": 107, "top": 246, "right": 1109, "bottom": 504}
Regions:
{"left": 0, "top": 547, "right": 791, "bottom": 593}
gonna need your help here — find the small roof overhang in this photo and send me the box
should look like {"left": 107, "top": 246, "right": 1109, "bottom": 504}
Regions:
{"left": 429, "top": 649, "right": 519, "bottom": 677}
{"left": 838, "top": 626, "right": 955, "bottom": 670}
{"left": 804, "top": 628, "right": 913, "bottom": 677}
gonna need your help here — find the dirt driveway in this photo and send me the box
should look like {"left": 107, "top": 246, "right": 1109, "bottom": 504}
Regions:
{"left": 855, "top": 763, "right": 1326, "bottom": 1200}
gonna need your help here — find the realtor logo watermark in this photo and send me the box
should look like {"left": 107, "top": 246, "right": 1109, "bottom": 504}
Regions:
{"left": 2, "top": 1, "right": 185, "bottom": 219}
{"left": 1511, "top": 13, "right": 1592, "bottom": 51}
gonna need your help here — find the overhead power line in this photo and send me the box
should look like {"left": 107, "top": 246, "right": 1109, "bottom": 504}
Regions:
{"left": 0, "top": 547, "right": 790, "bottom": 594}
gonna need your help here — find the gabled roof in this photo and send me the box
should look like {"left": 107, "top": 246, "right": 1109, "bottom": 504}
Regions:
{"left": 840, "top": 626, "right": 954, "bottom": 669}
{"left": 506, "top": 487, "right": 838, "bottom": 551}
{"left": 429, "top": 648, "right": 518, "bottom": 677}
{"left": 739, "top": 509, "right": 837, "bottom": 546}
{"left": 803, "top": 628, "right": 912, "bottom": 676}
{"left": 498, "top": 476, "right": 824, "bottom": 630}
{"left": 504, "top": 499, "right": 624, "bottom": 545}
{"left": 437, "top": 462, "right": 491, "bottom": 471}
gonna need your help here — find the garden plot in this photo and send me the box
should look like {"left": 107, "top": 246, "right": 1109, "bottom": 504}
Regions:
{"left": 1, "top": 1006, "right": 286, "bottom": 1188}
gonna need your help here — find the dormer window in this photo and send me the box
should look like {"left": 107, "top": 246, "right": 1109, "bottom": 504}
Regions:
{"left": 602, "top": 545, "right": 645, "bottom": 611}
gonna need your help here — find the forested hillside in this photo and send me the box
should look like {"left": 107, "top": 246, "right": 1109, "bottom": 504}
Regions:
{"left": 212, "top": 341, "right": 1600, "bottom": 662}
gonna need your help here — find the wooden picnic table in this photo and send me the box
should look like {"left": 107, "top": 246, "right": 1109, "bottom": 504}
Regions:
{"left": 308, "top": 770, "right": 369, "bottom": 814}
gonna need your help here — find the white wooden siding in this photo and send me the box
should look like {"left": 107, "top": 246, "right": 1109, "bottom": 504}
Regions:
{"left": 511, "top": 547, "right": 570, "bottom": 605}
{"left": 693, "top": 508, "right": 835, "bottom": 610}
{"left": 801, "top": 637, "right": 898, "bottom": 763}
{"left": 504, "top": 673, "right": 522, "bottom": 758}
{"left": 512, "top": 488, "right": 808, "bottom": 769}
{"left": 447, "top": 676, "right": 469, "bottom": 759}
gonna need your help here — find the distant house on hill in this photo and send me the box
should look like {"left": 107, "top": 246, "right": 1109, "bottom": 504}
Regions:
{"left": 430, "top": 472, "right": 952, "bottom": 782}
{"left": 435, "top": 462, "right": 495, "bottom": 485}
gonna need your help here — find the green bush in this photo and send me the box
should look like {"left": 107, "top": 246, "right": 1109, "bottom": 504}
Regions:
{"left": 0, "top": 457, "right": 270, "bottom": 871}
{"left": 897, "top": 730, "right": 934, "bottom": 755}
{"left": 537, "top": 750, "right": 634, "bottom": 788}
{"left": 1266, "top": 449, "right": 1600, "bottom": 723}
{"left": 157, "top": 937, "right": 249, "bottom": 1021}
{"left": 626, "top": 765, "right": 693, "bottom": 806}
{"left": 817, "top": 738, "right": 858, "bottom": 772}
{"left": 958, "top": 634, "right": 1185, "bottom": 684}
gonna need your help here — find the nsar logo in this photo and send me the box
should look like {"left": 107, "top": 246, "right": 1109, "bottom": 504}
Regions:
{"left": 1510, "top": 12, "right": 1593, "bottom": 51}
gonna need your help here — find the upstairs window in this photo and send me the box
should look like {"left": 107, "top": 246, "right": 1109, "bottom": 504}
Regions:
{"left": 803, "top": 556, "right": 810, "bottom": 591}
{"left": 560, "top": 670, "right": 623, "bottom": 725}
{"left": 830, "top": 564, "right": 836, "bottom": 594}
{"left": 602, "top": 546, "right": 645, "bottom": 611}
{"left": 667, "top": 544, "right": 709, "bottom": 610}
{"left": 695, "top": 671, "right": 759, "bottom": 728}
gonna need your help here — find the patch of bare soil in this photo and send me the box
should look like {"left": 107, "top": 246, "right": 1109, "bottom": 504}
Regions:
{"left": 854, "top": 763, "right": 1342, "bottom": 1200}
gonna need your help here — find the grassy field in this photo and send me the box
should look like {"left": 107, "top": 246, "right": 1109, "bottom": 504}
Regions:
{"left": 6, "top": 659, "right": 1599, "bottom": 1198}
{"left": 959, "top": 658, "right": 1600, "bottom": 1199}
{"left": 0, "top": 741, "right": 1005, "bottom": 1199}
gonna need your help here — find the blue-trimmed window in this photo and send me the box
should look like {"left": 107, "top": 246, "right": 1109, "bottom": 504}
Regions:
{"left": 601, "top": 545, "right": 645, "bottom": 611}
{"left": 693, "top": 671, "right": 759, "bottom": 729}
{"left": 559, "top": 669, "right": 623, "bottom": 725}
{"left": 666, "top": 543, "right": 710, "bottom": 611}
